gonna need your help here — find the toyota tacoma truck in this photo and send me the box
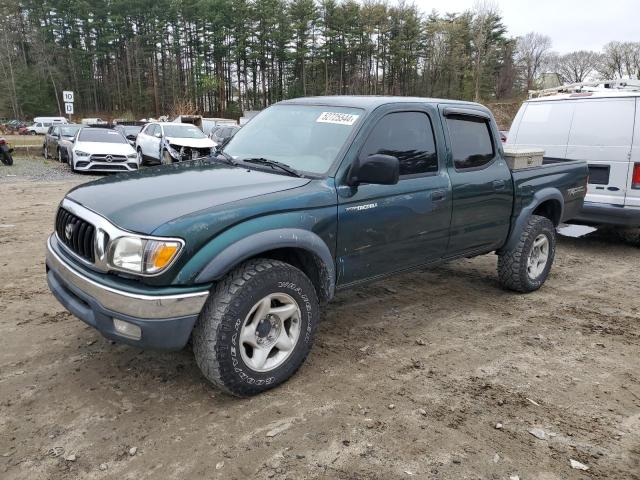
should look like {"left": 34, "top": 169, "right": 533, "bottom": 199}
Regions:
{"left": 46, "top": 96, "right": 588, "bottom": 396}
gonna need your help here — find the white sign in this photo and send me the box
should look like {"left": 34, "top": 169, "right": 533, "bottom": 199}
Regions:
{"left": 316, "top": 112, "right": 359, "bottom": 126}
{"left": 63, "top": 91, "right": 74, "bottom": 103}
{"left": 64, "top": 103, "right": 74, "bottom": 114}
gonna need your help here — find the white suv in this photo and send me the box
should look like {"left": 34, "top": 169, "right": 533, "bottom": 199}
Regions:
{"left": 508, "top": 86, "right": 640, "bottom": 229}
{"left": 136, "top": 122, "right": 215, "bottom": 165}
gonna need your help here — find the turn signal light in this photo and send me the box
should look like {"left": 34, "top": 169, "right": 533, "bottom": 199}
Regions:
{"left": 147, "top": 243, "right": 179, "bottom": 271}
{"left": 633, "top": 163, "right": 640, "bottom": 189}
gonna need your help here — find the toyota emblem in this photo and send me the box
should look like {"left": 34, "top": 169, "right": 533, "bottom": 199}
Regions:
{"left": 65, "top": 223, "right": 75, "bottom": 240}
{"left": 105, "top": 155, "right": 113, "bottom": 162}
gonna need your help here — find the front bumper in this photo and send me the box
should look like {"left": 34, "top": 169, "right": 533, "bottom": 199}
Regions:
{"left": 45, "top": 235, "right": 209, "bottom": 350}
{"left": 572, "top": 201, "right": 640, "bottom": 227}
{"left": 74, "top": 156, "right": 139, "bottom": 173}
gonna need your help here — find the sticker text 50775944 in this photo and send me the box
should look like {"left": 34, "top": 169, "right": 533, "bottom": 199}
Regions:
{"left": 316, "top": 112, "right": 359, "bottom": 126}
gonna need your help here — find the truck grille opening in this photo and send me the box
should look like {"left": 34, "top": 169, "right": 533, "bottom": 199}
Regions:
{"left": 55, "top": 207, "right": 96, "bottom": 262}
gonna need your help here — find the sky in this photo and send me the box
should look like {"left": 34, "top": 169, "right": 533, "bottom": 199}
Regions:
{"left": 410, "top": 0, "right": 636, "bottom": 53}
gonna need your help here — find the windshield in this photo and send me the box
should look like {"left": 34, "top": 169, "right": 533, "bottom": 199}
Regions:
{"left": 78, "top": 129, "right": 127, "bottom": 144}
{"left": 163, "top": 125, "right": 206, "bottom": 139}
{"left": 121, "top": 126, "right": 142, "bottom": 136}
{"left": 60, "top": 125, "right": 81, "bottom": 137}
{"left": 223, "top": 105, "right": 363, "bottom": 175}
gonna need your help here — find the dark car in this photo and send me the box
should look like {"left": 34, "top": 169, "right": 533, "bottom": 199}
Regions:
{"left": 46, "top": 96, "right": 588, "bottom": 397}
{"left": 209, "top": 125, "right": 240, "bottom": 145}
{"left": 43, "top": 124, "right": 82, "bottom": 161}
{"left": 114, "top": 124, "right": 144, "bottom": 146}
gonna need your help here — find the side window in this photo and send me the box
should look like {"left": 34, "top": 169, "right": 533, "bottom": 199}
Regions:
{"left": 360, "top": 111, "right": 438, "bottom": 177}
{"left": 447, "top": 116, "right": 495, "bottom": 170}
{"left": 147, "top": 124, "right": 157, "bottom": 136}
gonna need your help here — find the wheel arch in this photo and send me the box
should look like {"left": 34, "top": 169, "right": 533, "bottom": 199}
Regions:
{"left": 194, "top": 229, "right": 336, "bottom": 303}
{"left": 498, "top": 188, "right": 564, "bottom": 254}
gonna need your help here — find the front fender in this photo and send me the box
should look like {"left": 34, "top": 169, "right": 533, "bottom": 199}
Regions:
{"left": 498, "top": 188, "right": 564, "bottom": 253}
{"left": 193, "top": 228, "right": 335, "bottom": 298}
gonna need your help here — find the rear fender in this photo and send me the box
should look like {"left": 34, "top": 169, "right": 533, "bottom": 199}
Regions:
{"left": 498, "top": 188, "right": 564, "bottom": 253}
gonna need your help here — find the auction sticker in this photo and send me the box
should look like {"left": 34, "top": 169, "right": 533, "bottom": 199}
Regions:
{"left": 316, "top": 112, "right": 359, "bottom": 125}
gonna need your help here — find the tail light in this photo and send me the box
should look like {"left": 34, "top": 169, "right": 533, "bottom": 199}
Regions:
{"left": 0, "top": 138, "right": 6, "bottom": 145}
{"left": 632, "top": 163, "right": 640, "bottom": 189}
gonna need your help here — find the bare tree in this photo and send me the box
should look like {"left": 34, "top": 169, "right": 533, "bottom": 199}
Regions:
{"left": 516, "top": 32, "right": 552, "bottom": 90}
{"left": 471, "top": 0, "right": 501, "bottom": 101}
{"left": 552, "top": 50, "right": 601, "bottom": 83}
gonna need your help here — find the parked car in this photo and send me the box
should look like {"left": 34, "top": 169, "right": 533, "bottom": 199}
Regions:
{"left": 26, "top": 121, "right": 64, "bottom": 135}
{"left": 136, "top": 122, "right": 215, "bottom": 164}
{"left": 114, "top": 124, "right": 144, "bottom": 146}
{"left": 43, "top": 124, "right": 81, "bottom": 161}
{"left": 209, "top": 125, "right": 240, "bottom": 145}
{"left": 45, "top": 96, "right": 587, "bottom": 396}
{"left": 202, "top": 117, "right": 237, "bottom": 135}
{"left": 508, "top": 84, "right": 640, "bottom": 230}
{"left": 68, "top": 127, "right": 139, "bottom": 173}
{"left": 81, "top": 118, "right": 108, "bottom": 125}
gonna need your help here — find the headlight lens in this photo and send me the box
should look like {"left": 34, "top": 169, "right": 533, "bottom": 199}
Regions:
{"left": 109, "top": 237, "right": 182, "bottom": 274}
{"left": 75, "top": 150, "right": 89, "bottom": 157}
{"left": 126, "top": 153, "right": 137, "bottom": 159}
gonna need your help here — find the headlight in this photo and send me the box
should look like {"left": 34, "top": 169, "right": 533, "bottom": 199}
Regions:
{"left": 75, "top": 150, "right": 89, "bottom": 157}
{"left": 167, "top": 144, "right": 181, "bottom": 158}
{"left": 127, "top": 153, "right": 137, "bottom": 159}
{"left": 108, "top": 236, "right": 182, "bottom": 274}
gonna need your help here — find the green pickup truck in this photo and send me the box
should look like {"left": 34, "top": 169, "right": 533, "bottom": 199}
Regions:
{"left": 46, "top": 96, "right": 588, "bottom": 396}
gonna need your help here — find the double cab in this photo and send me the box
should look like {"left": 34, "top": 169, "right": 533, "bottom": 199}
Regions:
{"left": 46, "top": 96, "right": 588, "bottom": 396}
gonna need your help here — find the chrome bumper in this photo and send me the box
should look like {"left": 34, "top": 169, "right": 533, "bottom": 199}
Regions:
{"left": 46, "top": 235, "right": 208, "bottom": 319}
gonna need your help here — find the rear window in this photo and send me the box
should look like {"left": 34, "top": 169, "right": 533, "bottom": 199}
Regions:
{"left": 447, "top": 116, "right": 495, "bottom": 170}
{"left": 78, "top": 129, "right": 127, "bottom": 144}
{"left": 567, "top": 99, "right": 634, "bottom": 147}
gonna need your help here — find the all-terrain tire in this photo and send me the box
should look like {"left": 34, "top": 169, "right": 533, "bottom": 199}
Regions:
{"left": 192, "top": 259, "right": 319, "bottom": 397}
{"left": 498, "top": 214, "right": 556, "bottom": 293}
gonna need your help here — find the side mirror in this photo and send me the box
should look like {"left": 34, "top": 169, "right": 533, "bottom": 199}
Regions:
{"left": 347, "top": 154, "right": 399, "bottom": 186}
{"left": 154, "top": 132, "right": 162, "bottom": 138}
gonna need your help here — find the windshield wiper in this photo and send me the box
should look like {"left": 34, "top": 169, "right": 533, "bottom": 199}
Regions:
{"left": 212, "top": 150, "right": 238, "bottom": 166}
{"left": 241, "top": 157, "right": 302, "bottom": 177}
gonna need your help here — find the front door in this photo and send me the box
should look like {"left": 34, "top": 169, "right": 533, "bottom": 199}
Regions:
{"left": 336, "top": 106, "right": 452, "bottom": 286}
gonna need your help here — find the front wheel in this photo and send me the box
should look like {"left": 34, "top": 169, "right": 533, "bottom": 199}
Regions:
{"left": 161, "top": 150, "right": 173, "bottom": 165}
{"left": 1, "top": 150, "right": 13, "bottom": 166}
{"left": 498, "top": 215, "right": 556, "bottom": 293}
{"left": 192, "top": 259, "right": 319, "bottom": 397}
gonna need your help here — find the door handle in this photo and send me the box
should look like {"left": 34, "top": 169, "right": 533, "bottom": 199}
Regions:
{"left": 492, "top": 180, "right": 506, "bottom": 190}
{"left": 431, "top": 190, "right": 446, "bottom": 202}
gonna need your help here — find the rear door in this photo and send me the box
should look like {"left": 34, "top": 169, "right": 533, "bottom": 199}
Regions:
{"left": 626, "top": 98, "right": 640, "bottom": 208}
{"left": 442, "top": 107, "right": 514, "bottom": 255}
{"left": 566, "top": 98, "right": 635, "bottom": 206}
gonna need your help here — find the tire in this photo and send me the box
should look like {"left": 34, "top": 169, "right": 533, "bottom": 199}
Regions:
{"left": 43, "top": 144, "right": 48, "bottom": 159}
{"left": 56, "top": 148, "right": 62, "bottom": 162}
{"left": 137, "top": 148, "right": 145, "bottom": 166}
{"left": 1, "top": 150, "right": 13, "bottom": 166}
{"left": 161, "top": 150, "right": 173, "bottom": 165}
{"left": 498, "top": 215, "right": 556, "bottom": 293}
{"left": 192, "top": 259, "right": 319, "bottom": 397}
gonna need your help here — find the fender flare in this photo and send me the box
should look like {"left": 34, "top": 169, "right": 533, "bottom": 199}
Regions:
{"left": 498, "top": 188, "right": 564, "bottom": 253}
{"left": 194, "top": 228, "right": 336, "bottom": 300}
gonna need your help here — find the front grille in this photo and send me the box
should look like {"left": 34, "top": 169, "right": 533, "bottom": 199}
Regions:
{"left": 90, "top": 154, "right": 127, "bottom": 163}
{"left": 55, "top": 207, "right": 95, "bottom": 262}
{"left": 89, "top": 164, "right": 127, "bottom": 171}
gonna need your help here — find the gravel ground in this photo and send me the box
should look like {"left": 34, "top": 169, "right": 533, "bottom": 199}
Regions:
{"left": 0, "top": 174, "right": 639, "bottom": 480}
{"left": 0, "top": 156, "right": 101, "bottom": 183}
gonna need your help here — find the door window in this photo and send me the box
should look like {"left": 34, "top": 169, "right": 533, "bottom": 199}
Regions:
{"left": 360, "top": 111, "right": 438, "bottom": 177}
{"left": 447, "top": 116, "right": 495, "bottom": 170}
{"left": 147, "top": 124, "right": 157, "bottom": 136}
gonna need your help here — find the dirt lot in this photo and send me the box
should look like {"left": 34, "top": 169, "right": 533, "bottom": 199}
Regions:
{"left": 1, "top": 173, "right": 639, "bottom": 480}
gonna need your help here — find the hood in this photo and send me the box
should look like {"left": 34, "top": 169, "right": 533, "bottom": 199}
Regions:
{"left": 74, "top": 141, "right": 136, "bottom": 155}
{"left": 66, "top": 160, "right": 310, "bottom": 234}
{"left": 166, "top": 137, "right": 215, "bottom": 149}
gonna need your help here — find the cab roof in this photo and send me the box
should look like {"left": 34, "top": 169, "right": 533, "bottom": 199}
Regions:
{"left": 528, "top": 90, "right": 640, "bottom": 102}
{"left": 279, "top": 95, "right": 486, "bottom": 111}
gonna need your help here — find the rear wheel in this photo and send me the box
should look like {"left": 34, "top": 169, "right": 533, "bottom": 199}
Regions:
{"left": 0, "top": 150, "right": 13, "bottom": 166}
{"left": 192, "top": 259, "right": 319, "bottom": 397}
{"left": 498, "top": 215, "right": 556, "bottom": 293}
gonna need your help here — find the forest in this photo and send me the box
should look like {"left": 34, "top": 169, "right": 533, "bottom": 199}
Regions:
{"left": 1, "top": 0, "right": 639, "bottom": 119}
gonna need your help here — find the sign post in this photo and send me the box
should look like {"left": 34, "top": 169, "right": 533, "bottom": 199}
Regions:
{"left": 62, "top": 91, "right": 74, "bottom": 121}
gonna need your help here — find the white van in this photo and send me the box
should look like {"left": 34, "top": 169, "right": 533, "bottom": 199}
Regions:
{"left": 33, "top": 116, "right": 68, "bottom": 124}
{"left": 507, "top": 86, "right": 640, "bottom": 228}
